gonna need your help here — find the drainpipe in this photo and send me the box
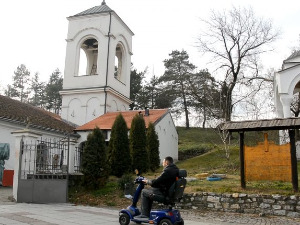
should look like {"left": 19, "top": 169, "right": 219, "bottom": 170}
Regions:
{"left": 104, "top": 11, "right": 112, "bottom": 114}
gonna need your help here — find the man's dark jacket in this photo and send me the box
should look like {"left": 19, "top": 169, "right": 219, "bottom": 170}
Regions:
{"left": 149, "top": 163, "right": 179, "bottom": 194}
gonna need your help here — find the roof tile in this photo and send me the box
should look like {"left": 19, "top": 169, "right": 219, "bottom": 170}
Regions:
{"left": 0, "top": 95, "right": 75, "bottom": 133}
{"left": 76, "top": 109, "right": 169, "bottom": 131}
{"left": 72, "top": 2, "right": 113, "bottom": 17}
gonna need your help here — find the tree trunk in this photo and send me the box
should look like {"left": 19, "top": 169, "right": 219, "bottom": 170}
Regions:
{"left": 202, "top": 105, "right": 206, "bottom": 128}
{"left": 183, "top": 97, "right": 190, "bottom": 129}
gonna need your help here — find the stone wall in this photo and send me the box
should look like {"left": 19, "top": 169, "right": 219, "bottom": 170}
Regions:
{"left": 176, "top": 192, "right": 300, "bottom": 218}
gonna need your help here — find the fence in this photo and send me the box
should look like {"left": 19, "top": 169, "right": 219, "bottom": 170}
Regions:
{"left": 17, "top": 137, "right": 69, "bottom": 203}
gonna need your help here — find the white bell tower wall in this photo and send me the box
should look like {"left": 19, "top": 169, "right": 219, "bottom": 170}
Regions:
{"left": 60, "top": 3, "right": 133, "bottom": 126}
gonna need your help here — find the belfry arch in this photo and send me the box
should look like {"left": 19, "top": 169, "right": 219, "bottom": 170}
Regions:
{"left": 79, "top": 38, "right": 99, "bottom": 76}
{"left": 274, "top": 51, "right": 300, "bottom": 118}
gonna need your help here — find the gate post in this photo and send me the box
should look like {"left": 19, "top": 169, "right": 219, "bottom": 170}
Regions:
{"left": 11, "top": 129, "right": 42, "bottom": 202}
{"left": 68, "top": 138, "right": 78, "bottom": 174}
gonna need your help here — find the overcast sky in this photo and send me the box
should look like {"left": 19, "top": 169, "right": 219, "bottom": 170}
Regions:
{"left": 0, "top": 0, "right": 299, "bottom": 91}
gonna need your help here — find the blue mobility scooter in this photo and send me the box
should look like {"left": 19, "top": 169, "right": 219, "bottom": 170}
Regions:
{"left": 119, "top": 169, "right": 187, "bottom": 225}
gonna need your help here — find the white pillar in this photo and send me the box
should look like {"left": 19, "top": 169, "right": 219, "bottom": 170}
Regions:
{"left": 280, "top": 95, "right": 293, "bottom": 118}
{"left": 68, "top": 138, "right": 78, "bottom": 174}
{"left": 11, "top": 129, "right": 42, "bottom": 202}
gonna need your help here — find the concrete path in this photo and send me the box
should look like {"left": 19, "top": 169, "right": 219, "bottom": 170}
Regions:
{"left": 1, "top": 186, "right": 300, "bottom": 225}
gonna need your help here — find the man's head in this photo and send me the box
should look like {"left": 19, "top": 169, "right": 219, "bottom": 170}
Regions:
{"left": 163, "top": 156, "right": 173, "bottom": 167}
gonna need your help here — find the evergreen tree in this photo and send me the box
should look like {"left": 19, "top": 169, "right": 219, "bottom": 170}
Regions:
{"left": 4, "top": 85, "right": 13, "bottom": 98}
{"left": 10, "top": 64, "right": 31, "bottom": 102}
{"left": 29, "top": 72, "right": 46, "bottom": 107}
{"left": 108, "top": 114, "right": 132, "bottom": 177}
{"left": 81, "top": 127, "right": 109, "bottom": 190}
{"left": 146, "top": 122, "right": 160, "bottom": 172}
{"left": 130, "top": 114, "right": 148, "bottom": 173}
{"left": 160, "top": 50, "right": 196, "bottom": 129}
{"left": 130, "top": 67, "right": 146, "bottom": 110}
{"left": 45, "top": 69, "right": 63, "bottom": 114}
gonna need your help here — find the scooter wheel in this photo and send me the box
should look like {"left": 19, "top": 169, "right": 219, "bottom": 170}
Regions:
{"left": 119, "top": 213, "right": 130, "bottom": 225}
{"left": 159, "top": 218, "right": 172, "bottom": 225}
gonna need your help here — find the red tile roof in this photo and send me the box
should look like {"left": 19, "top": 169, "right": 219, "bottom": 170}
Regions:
{"left": 75, "top": 109, "right": 169, "bottom": 131}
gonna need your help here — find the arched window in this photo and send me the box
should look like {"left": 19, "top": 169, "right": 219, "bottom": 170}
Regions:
{"left": 114, "top": 43, "right": 124, "bottom": 81}
{"left": 79, "top": 38, "right": 98, "bottom": 76}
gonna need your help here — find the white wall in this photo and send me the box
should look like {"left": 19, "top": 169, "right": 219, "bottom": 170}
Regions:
{"left": 0, "top": 121, "right": 18, "bottom": 170}
{"left": 0, "top": 120, "right": 72, "bottom": 170}
{"left": 61, "top": 12, "right": 133, "bottom": 126}
{"left": 154, "top": 113, "right": 178, "bottom": 162}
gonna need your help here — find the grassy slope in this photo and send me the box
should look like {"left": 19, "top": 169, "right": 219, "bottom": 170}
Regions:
{"left": 176, "top": 127, "right": 298, "bottom": 195}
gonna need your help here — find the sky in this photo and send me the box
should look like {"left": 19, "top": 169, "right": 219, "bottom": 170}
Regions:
{"left": 0, "top": 0, "right": 300, "bottom": 91}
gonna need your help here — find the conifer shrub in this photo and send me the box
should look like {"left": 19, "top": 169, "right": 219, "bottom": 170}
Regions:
{"left": 81, "top": 127, "right": 109, "bottom": 189}
{"left": 130, "top": 114, "right": 149, "bottom": 173}
{"left": 147, "top": 122, "right": 160, "bottom": 172}
{"left": 108, "top": 114, "right": 132, "bottom": 177}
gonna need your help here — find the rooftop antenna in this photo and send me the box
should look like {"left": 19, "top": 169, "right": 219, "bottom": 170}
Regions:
{"left": 102, "top": 0, "right": 106, "bottom": 5}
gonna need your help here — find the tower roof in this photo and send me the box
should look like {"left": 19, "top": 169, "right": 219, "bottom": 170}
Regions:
{"left": 284, "top": 50, "right": 300, "bottom": 61}
{"left": 72, "top": 1, "right": 113, "bottom": 17}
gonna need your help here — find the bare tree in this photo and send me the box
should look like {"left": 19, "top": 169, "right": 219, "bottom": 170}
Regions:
{"left": 198, "top": 6, "right": 280, "bottom": 121}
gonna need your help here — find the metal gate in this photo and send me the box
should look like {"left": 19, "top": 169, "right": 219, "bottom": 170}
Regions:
{"left": 17, "top": 137, "right": 69, "bottom": 203}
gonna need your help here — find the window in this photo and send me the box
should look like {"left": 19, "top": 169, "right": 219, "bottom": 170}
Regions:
{"left": 114, "top": 43, "right": 123, "bottom": 80}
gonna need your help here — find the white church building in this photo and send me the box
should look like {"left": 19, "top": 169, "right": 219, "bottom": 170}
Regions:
{"left": 274, "top": 50, "right": 300, "bottom": 158}
{"left": 59, "top": 1, "right": 178, "bottom": 161}
{"left": 274, "top": 50, "right": 300, "bottom": 118}
{"left": 0, "top": 1, "right": 178, "bottom": 192}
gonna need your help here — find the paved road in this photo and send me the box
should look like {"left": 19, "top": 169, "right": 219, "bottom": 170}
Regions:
{"left": 1, "top": 186, "right": 300, "bottom": 225}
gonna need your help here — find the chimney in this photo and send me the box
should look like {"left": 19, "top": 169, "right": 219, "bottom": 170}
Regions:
{"left": 145, "top": 107, "right": 149, "bottom": 116}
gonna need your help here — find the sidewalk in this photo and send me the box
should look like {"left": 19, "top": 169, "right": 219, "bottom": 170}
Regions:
{"left": 0, "top": 203, "right": 300, "bottom": 225}
{"left": 1, "top": 187, "right": 300, "bottom": 225}
{"left": 0, "top": 203, "right": 205, "bottom": 225}
{"left": 0, "top": 186, "right": 13, "bottom": 204}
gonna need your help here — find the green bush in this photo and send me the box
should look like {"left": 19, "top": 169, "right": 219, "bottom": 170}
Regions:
{"left": 147, "top": 122, "right": 160, "bottom": 172}
{"left": 118, "top": 173, "right": 134, "bottom": 191}
{"left": 108, "top": 114, "right": 132, "bottom": 177}
{"left": 81, "top": 127, "right": 109, "bottom": 190}
{"left": 130, "top": 114, "right": 148, "bottom": 173}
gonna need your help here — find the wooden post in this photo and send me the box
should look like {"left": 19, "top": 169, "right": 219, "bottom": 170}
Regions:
{"left": 288, "top": 129, "right": 299, "bottom": 192}
{"left": 239, "top": 132, "right": 246, "bottom": 189}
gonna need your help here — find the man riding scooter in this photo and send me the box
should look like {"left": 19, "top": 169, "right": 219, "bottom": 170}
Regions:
{"left": 135, "top": 156, "right": 179, "bottom": 220}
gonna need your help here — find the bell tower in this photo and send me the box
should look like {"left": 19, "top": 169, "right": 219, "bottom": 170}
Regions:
{"left": 60, "top": 1, "right": 134, "bottom": 126}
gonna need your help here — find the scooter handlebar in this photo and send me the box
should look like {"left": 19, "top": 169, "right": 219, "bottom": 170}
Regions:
{"left": 134, "top": 176, "right": 145, "bottom": 184}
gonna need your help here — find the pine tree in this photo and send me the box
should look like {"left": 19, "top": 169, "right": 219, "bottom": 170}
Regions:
{"left": 130, "top": 114, "right": 148, "bottom": 173}
{"left": 81, "top": 127, "right": 109, "bottom": 189}
{"left": 147, "top": 122, "right": 160, "bottom": 172}
{"left": 10, "top": 64, "right": 31, "bottom": 102}
{"left": 29, "top": 72, "right": 46, "bottom": 107}
{"left": 108, "top": 114, "right": 132, "bottom": 177}
{"left": 45, "top": 69, "right": 63, "bottom": 114}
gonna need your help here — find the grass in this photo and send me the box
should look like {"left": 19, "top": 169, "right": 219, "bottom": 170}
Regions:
{"left": 176, "top": 127, "right": 298, "bottom": 195}
{"left": 69, "top": 179, "right": 131, "bottom": 207}
{"left": 69, "top": 127, "right": 299, "bottom": 207}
